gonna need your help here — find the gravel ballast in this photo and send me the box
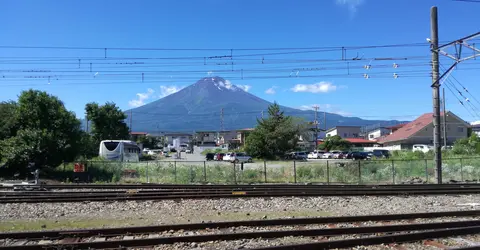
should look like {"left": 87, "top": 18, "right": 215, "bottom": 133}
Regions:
{"left": 1, "top": 195, "right": 479, "bottom": 221}
{"left": 2, "top": 195, "right": 479, "bottom": 249}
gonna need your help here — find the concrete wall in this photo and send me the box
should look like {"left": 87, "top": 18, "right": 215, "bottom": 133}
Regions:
{"left": 364, "top": 145, "right": 402, "bottom": 151}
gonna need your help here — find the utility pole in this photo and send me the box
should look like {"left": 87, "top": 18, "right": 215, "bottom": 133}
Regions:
{"left": 85, "top": 112, "right": 89, "bottom": 133}
{"left": 129, "top": 110, "right": 133, "bottom": 134}
{"left": 313, "top": 105, "right": 319, "bottom": 148}
{"left": 219, "top": 108, "right": 224, "bottom": 144}
{"left": 443, "top": 88, "right": 447, "bottom": 148}
{"left": 430, "top": 6, "right": 442, "bottom": 184}
{"left": 324, "top": 111, "right": 326, "bottom": 132}
{"left": 220, "top": 108, "right": 224, "bottom": 132}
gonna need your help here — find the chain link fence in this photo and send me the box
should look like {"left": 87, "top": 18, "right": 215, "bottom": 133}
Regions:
{"left": 62, "top": 157, "right": 480, "bottom": 184}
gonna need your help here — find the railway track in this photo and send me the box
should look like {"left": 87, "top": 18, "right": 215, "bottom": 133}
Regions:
{"left": 1, "top": 184, "right": 480, "bottom": 203}
{"left": 0, "top": 210, "right": 479, "bottom": 249}
{"left": 2, "top": 183, "right": 480, "bottom": 190}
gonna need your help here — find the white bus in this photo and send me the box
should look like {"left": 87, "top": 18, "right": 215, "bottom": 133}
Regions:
{"left": 99, "top": 140, "right": 141, "bottom": 162}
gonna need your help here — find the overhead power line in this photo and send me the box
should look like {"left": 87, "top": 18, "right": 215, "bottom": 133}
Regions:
{"left": 0, "top": 42, "right": 433, "bottom": 52}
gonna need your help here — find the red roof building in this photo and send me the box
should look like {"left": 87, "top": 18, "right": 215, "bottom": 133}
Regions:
{"left": 344, "top": 138, "right": 378, "bottom": 147}
{"left": 377, "top": 111, "right": 469, "bottom": 149}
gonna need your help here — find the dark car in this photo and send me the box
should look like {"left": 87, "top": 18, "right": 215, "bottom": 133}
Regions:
{"left": 292, "top": 151, "right": 308, "bottom": 161}
{"left": 346, "top": 152, "right": 368, "bottom": 160}
{"left": 205, "top": 153, "right": 215, "bottom": 161}
{"left": 373, "top": 149, "right": 390, "bottom": 158}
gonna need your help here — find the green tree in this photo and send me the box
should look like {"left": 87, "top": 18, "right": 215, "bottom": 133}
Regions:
{"left": 452, "top": 133, "right": 480, "bottom": 155}
{"left": 319, "top": 135, "right": 352, "bottom": 151}
{"left": 245, "top": 102, "right": 305, "bottom": 159}
{"left": 136, "top": 135, "right": 162, "bottom": 149}
{"left": 85, "top": 102, "right": 130, "bottom": 141}
{"left": 0, "top": 101, "right": 19, "bottom": 140}
{"left": 0, "top": 90, "right": 82, "bottom": 173}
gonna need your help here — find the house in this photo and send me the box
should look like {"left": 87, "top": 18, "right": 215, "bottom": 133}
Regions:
{"left": 195, "top": 131, "right": 218, "bottom": 146}
{"left": 195, "top": 130, "right": 239, "bottom": 146}
{"left": 219, "top": 130, "right": 240, "bottom": 145}
{"left": 164, "top": 133, "right": 192, "bottom": 146}
{"left": 366, "top": 127, "right": 391, "bottom": 141}
{"left": 471, "top": 122, "right": 480, "bottom": 136}
{"left": 326, "top": 126, "right": 361, "bottom": 138}
{"left": 235, "top": 128, "right": 254, "bottom": 146}
{"left": 377, "top": 111, "right": 469, "bottom": 149}
{"left": 385, "top": 123, "right": 408, "bottom": 134}
{"left": 129, "top": 131, "right": 148, "bottom": 142}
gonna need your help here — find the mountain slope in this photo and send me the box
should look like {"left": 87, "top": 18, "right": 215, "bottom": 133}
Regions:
{"left": 126, "top": 77, "right": 403, "bottom": 133}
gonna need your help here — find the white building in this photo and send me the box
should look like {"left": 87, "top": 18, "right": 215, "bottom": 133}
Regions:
{"left": 366, "top": 127, "right": 391, "bottom": 141}
{"left": 471, "top": 121, "right": 480, "bottom": 136}
{"left": 164, "top": 133, "right": 192, "bottom": 146}
{"left": 326, "top": 126, "right": 361, "bottom": 138}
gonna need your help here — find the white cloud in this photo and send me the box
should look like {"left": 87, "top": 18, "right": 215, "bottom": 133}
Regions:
{"left": 265, "top": 86, "right": 277, "bottom": 95}
{"left": 129, "top": 85, "right": 184, "bottom": 107}
{"left": 336, "top": 0, "right": 364, "bottom": 14}
{"left": 160, "top": 85, "right": 184, "bottom": 97}
{"left": 299, "top": 104, "right": 351, "bottom": 117}
{"left": 237, "top": 84, "right": 252, "bottom": 92}
{"left": 128, "top": 88, "right": 155, "bottom": 107}
{"left": 291, "top": 81, "right": 337, "bottom": 93}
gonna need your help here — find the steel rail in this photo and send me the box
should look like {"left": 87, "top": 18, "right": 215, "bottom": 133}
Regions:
{"left": 3, "top": 187, "right": 480, "bottom": 197}
{"left": 1, "top": 210, "right": 478, "bottom": 240}
{"left": 450, "top": 246, "right": 480, "bottom": 250}
{"left": 2, "top": 189, "right": 480, "bottom": 203}
{"left": 0, "top": 190, "right": 480, "bottom": 203}
{"left": 3, "top": 185, "right": 480, "bottom": 194}
{"left": 1, "top": 220, "right": 479, "bottom": 250}
{"left": 3, "top": 183, "right": 480, "bottom": 190}
{"left": 252, "top": 225, "right": 480, "bottom": 250}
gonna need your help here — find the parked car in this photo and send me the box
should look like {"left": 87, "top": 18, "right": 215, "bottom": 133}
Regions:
{"left": 412, "top": 144, "right": 433, "bottom": 153}
{"left": 370, "top": 149, "right": 390, "bottom": 159}
{"left": 442, "top": 146, "right": 453, "bottom": 150}
{"left": 322, "top": 152, "right": 334, "bottom": 159}
{"left": 339, "top": 151, "right": 349, "bottom": 159}
{"left": 292, "top": 152, "right": 308, "bottom": 161}
{"left": 147, "top": 149, "right": 162, "bottom": 156}
{"left": 205, "top": 153, "right": 215, "bottom": 161}
{"left": 215, "top": 153, "right": 225, "bottom": 161}
{"left": 346, "top": 152, "right": 369, "bottom": 160}
{"left": 223, "top": 152, "right": 233, "bottom": 162}
{"left": 185, "top": 149, "right": 192, "bottom": 154}
{"left": 331, "top": 151, "right": 343, "bottom": 159}
{"left": 230, "top": 152, "right": 253, "bottom": 163}
{"left": 308, "top": 150, "right": 325, "bottom": 159}
{"left": 284, "top": 152, "right": 295, "bottom": 160}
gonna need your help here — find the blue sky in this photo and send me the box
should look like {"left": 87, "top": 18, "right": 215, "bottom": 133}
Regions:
{"left": 1, "top": 0, "right": 480, "bottom": 122}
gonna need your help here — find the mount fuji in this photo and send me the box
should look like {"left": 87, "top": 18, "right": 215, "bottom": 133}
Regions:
{"left": 126, "top": 77, "right": 403, "bottom": 133}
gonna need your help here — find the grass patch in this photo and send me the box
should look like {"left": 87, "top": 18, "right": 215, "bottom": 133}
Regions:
{"left": 199, "top": 210, "right": 331, "bottom": 222}
{"left": 0, "top": 218, "right": 145, "bottom": 232}
{"left": 48, "top": 157, "right": 480, "bottom": 184}
{"left": 0, "top": 210, "right": 331, "bottom": 232}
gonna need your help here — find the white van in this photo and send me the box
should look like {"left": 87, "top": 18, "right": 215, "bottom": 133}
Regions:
{"left": 412, "top": 144, "right": 433, "bottom": 153}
